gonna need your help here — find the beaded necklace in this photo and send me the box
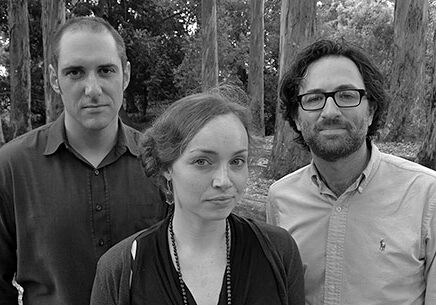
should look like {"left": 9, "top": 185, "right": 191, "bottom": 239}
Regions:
{"left": 169, "top": 216, "right": 232, "bottom": 305}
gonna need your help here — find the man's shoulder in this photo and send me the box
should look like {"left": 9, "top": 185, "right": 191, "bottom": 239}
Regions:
{"left": 380, "top": 152, "right": 436, "bottom": 180}
{"left": 0, "top": 123, "right": 52, "bottom": 160}
{"left": 270, "top": 164, "right": 311, "bottom": 190}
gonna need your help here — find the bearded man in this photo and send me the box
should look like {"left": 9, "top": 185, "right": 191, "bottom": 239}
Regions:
{"left": 266, "top": 39, "right": 436, "bottom": 305}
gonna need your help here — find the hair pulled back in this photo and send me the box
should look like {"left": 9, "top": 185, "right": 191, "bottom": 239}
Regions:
{"left": 139, "top": 87, "right": 252, "bottom": 191}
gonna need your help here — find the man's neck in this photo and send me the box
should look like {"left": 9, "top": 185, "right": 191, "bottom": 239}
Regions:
{"left": 65, "top": 118, "right": 119, "bottom": 168}
{"left": 312, "top": 141, "right": 371, "bottom": 197}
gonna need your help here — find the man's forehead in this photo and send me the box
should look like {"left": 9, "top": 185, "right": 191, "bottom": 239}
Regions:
{"left": 57, "top": 30, "right": 120, "bottom": 66}
{"left": 300, "top": 56, "right": 364, "bottom": 90}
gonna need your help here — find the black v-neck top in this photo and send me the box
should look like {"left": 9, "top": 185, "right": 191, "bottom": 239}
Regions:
{"left": 91, "top": 214, "right": 305, "bottom": 305}
{"left": 130, "top": 215, "right": 283, "bottom": 304}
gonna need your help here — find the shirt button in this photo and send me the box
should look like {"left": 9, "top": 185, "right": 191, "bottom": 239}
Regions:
{"left": 98, "top": 239, "right": 105, "bottom": 247}
{"left": 336, "top": 206, "right": 342, "bottom": 212}
{"left": 95, "top": 204, "right": 102, "bottom": 211}
{"left": 94, "top": 169, "right": 100, "bottom": 176}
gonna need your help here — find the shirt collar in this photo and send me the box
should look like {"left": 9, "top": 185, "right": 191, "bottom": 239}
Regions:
{"left": 44, "top": 113, "right": 67, "bottom": 155}
{"left": 43, "top": 113, "right": 141, "bottom": 157}
{"left": 309, "top": 142, "right": 381, "bottom": 194}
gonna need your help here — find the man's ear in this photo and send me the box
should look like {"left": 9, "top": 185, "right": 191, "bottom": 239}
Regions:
{"left": 123, "top": 61, "right": 131, "bottom": 91}
{"left": 49, "top": 64, "right": 61, "bottom": 94}
{"left": 368, "top": 103, "right": 377, "bottom": 127}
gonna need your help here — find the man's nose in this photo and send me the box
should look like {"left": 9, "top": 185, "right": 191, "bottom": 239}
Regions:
{"left": 320, "top": 96, "right": 341, "bottom": 118}
{"left": 84, "top": 73, "right": 102, "bottom": 97}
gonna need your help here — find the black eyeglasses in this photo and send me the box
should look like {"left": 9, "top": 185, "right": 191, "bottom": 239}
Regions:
{"left": 297, "top": 89, "right": 367, "bottom": 111}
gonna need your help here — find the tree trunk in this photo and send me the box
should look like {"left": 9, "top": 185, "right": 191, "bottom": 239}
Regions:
{"left": 267, "top": 0, "right": 315, "bottom": 179}
{"left": 384, "top": 0, "right": 428, "bottom": 141}
{"left": 8, "top": 0, "right": 32, "bottom": 138}
{"left": 416, "top": 28, "right": 436, "bottom": 170}
{"left": 41, "top": 0, "right": 65, "bottom": 123}
{"left": 248, "top": 0, "right": 265, "bottom": 136}
{"left": 201, "top": 0, "right": 218, "bottom": 91}
{"left": 0, "top": 118, "right": 5, "bottom": 147}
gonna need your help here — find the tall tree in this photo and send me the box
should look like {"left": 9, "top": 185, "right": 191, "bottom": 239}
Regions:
{"left": 41, "top": 0, "right": 65, "bottom": 123}
{"left": 201, "top": 0, "right": 218, "bottom": 91}
{"left": 0, "top": 119, "right": 4, "bottom": 147}
{"left": 8, "top": 0, "right": 32, "bottom": 138}
{"left": 267, "top": 0, "right": 315, "bottom": 179}
{"left": 416, "top": 27, "right": 436, "bottom": 170}
{"left": 248, "top": 0, "right": 265, "bottom": 136}
{"left": 384, "top": 0, "right": 428, "bottom": 141}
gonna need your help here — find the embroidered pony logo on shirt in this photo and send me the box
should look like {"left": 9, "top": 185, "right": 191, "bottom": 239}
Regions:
{"left": 379, "top": 238, "right": 386, "bottom": 252}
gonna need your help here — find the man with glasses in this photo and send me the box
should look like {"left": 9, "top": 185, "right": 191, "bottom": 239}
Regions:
{"left": 266, "top": 39, "right": 436, "bottom": 304}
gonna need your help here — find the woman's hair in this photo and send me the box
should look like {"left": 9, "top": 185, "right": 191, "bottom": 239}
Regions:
{"left": 139, "top": 86, "right": 253, "bottom": 190}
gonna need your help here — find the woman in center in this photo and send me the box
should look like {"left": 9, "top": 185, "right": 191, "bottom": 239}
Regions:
{"left": 90, "top": 90, "right": 305, "bottom": 305}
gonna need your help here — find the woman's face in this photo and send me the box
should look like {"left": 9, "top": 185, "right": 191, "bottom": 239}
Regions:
{"left": 166, "top": 113, "right": 249, "bottom": 223}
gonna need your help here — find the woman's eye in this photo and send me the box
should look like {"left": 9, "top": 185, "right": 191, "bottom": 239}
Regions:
{"left": 194, "top": 159, "right": 210, "bottom": 166}
{"left": 231, "top": 158, "right": 246, "bottom": 167}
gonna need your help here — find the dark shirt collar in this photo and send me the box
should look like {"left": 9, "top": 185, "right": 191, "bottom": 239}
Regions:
{"left": 43, "top": 112, "right": 141, "bottom": 157}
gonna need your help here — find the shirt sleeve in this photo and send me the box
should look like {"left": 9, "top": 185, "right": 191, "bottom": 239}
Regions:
{"left": 90, "top": 237, "right": 135, "bottom": 305}
{"left": 266, "top": 188, "right": 278, "bottom": 225}
{"left": 424, "top": 197, "right": 436, "bottom": 304}
{"left": 249, "top": 219, "right": 305, "bottom": 305}
{"left": 285, "top": 234, "right": 305, "bottom": 305}
{"left": 0, "top": 184, "right": 18, "bottom": 305}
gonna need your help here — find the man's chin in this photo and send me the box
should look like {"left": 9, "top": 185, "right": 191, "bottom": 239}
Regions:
{"left": 308, "top": 139, "right": 364, "bottom": 162}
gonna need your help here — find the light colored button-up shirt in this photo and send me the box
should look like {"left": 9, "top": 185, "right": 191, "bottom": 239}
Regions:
{"left": 267, "top": 144, "right": 436, "bottom": 305}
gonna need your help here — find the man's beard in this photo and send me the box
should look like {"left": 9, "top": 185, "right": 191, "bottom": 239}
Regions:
{"left": 300, "top": 118, "right": 369, "bottom": 162}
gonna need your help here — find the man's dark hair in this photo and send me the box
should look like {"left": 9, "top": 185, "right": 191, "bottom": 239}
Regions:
{"left": 50, "top": 16, "right": 127, "bottom": 72}
{"left": 279, "top": 39, "right": 389, "bottom": 148}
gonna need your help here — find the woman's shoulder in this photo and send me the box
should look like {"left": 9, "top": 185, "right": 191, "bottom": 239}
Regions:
{"left": 99, "top": 218, "right": 168, "bottom": 267}
{"left": 230, "top": 214, "right": 298, "bottom": 253}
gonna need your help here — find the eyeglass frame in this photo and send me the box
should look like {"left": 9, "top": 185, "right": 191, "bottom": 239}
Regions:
{"left": 296, "top": 88, "right": 367, "bottom": 111}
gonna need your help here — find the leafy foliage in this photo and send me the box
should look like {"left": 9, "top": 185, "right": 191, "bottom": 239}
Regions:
{"left": 0, "top": 0, "right": 433, "bottom": 143}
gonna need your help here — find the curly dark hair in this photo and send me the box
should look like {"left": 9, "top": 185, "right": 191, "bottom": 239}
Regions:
{"left": 279, "top": 39, "right": 389, "bottom": 149}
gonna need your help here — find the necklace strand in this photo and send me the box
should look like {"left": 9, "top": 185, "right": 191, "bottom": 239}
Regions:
{"left": 169, "top": 216, "right": 232, "bottom": 305}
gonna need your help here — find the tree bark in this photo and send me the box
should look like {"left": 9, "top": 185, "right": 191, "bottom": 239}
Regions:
{"left": 248, "top": 0, "right": 265, "bottom": 136}
{"left": 416, "top": 28, "right": 436, "bottom": 170}
{"left": 384, "top": 0, "right": 428, "bottom": 141}
{"left": 41, "top": 0, "right": 65, "bottom": 123}
{"left": 0, "top": 118, "right": 5, "bottom": 147}
{"left": 201, "top": 0, "right": 218, "bottom": 91}
{"left": 267, "top": 0, "right": 315, "bottom": 179}
{"left": 8, "top": 0, "right": 32, "bottom": 138}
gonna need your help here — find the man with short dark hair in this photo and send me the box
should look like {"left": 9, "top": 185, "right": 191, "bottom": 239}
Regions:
{"left": 267, "top": 39, "right": 436, "bottom": 304}
{"left": 0, "top": 16, "right": 167, "bottom": 305}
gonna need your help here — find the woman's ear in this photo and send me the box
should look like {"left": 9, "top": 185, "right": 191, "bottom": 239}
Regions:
{"left": 163, "top": 168, "right": 172, "bottom": 181}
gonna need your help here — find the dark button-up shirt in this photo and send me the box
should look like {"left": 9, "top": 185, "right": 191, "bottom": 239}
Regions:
{"left": 0, "top": 114, "right": 168, "bottom": 305}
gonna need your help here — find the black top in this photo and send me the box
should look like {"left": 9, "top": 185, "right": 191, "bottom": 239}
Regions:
{"left": 91, "top": 214, "right": 305, "bottom": 305}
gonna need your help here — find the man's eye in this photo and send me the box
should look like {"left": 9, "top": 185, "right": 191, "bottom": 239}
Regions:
{"left": 338, "top": 90, "right": 358, "bottom": 100}
{"left": 305, "top": 94, "right": 324, "bottom": 103}
{"left": 66, "top": 70, "right": 83, "bottom": 78}
{"left": 100, "top": 67, "right": 115, "bottom": 75}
